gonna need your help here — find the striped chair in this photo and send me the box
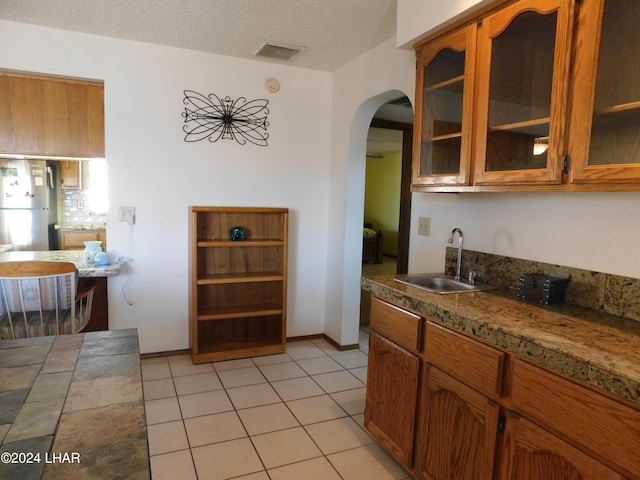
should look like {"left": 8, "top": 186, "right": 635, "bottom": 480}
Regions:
{"left": 0, "top": 261, "right": 97, "bottom": 340}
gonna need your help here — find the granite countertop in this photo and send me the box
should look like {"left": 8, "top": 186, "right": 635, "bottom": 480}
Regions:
{"left": 362, "top": 275, "right": 640, "bottom": 405}
{"left": 0, "top": 251, "right": 120, "bottom": 278}
{"left": 0, "top": 329, "right": 149, "bottom": 480}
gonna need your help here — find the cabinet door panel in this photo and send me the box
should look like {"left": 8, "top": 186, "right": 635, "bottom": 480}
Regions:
{"left": 413, "top": 24, "right": 477, "bottom": 186}
{"left": 569, "top": 0, "right": 640, "bottom": 183}
{"left": 500, "top": 413, "right": 624, "bottom": 480}
{"left": 365, "top": 331, "right": 420, "bottom": 467}
{"left": 61, "top": 160, "right": 83, "bottom": 189}
{"left": 473, "top": 0, "right": 573, "bottom": 185}
{"left": 415, "top": 366, "right": 499, "bottom": 480}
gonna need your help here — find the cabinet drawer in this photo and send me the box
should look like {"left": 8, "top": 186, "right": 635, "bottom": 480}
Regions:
{"left": 60, "top": 230, "right": 106, "bottom": 250}
{"left": 370, "top": 297, "right": 421, "bottom": 353}
{"left": 424, "top": 322, "right": 504, "bottom": 398}
{"left": 510, "top": 358, "right": 640, "bottom": 476}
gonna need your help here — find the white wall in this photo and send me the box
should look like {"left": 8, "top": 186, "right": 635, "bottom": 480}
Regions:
{"left": 397, "top": 0, "right": 494, "bottom": 48}
{"left": 327, "top": 37, "right": 415, "bottom": 346}
{"left": 0, "top": 20, "right": 332, "bottom": 353}
{"left": 396, "top": 3, "right": 640, "bottom": 279}
{"left": 409, "top": 192, "right": 640, "bottom": 278}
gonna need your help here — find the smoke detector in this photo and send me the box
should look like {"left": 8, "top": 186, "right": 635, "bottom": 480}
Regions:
{"left": 252, "top": 41, "right": 306, "bottom": 61}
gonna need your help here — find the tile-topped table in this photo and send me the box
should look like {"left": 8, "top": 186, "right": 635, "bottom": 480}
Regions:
{"left": 0, "top": 329, "right": 149, "bottom": 480}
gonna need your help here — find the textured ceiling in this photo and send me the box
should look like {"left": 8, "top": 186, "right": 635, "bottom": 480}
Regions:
{"left": 0, "top": 0, "right": 397, "bottom": 71}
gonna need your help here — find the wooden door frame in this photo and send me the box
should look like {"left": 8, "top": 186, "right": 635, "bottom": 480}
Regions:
{"left": 369, "top": 118, "right": 413, "bottom": 274}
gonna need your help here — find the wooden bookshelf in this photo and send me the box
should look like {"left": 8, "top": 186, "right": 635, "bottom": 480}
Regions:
{"left": 189, "top": 206, "right": 288, "bottom": 363}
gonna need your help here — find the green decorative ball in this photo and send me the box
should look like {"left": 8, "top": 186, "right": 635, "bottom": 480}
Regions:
{"left": 229, "top": 226, "right": 246, "bottom": 241}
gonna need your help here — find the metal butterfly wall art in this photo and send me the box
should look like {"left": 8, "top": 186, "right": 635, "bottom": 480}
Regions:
{"left": 182, "top": 90, "right": 270, "bottom": 146}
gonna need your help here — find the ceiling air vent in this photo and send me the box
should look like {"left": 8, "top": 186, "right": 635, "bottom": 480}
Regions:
{"left": 252, "top": 41, "right": 306, "bottom": 61}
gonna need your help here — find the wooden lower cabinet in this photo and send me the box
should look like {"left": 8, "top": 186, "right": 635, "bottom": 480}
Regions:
{"left": 415, "top": 366, "right": 500, "bottom": 480}
{"left": 60, "top": 229, "right": 106, "bottom": 250}
{"left": 509, "top": 358, "right": 640, "bottom": 479}
{"left": 365, "top": 331, "right": 420, "bottom": 467}
{"left": 500, "top": 413, "right": 624, "bottom": 480}
{"left": 365, "top": 296, "right": 640, "bottom": 480}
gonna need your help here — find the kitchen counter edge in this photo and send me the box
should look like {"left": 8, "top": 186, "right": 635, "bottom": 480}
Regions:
{"left": 362, "top": 274, "right": 640, "bottom": 405}
{"left": 0, "top": 250, "right": 121, "bottom": 277}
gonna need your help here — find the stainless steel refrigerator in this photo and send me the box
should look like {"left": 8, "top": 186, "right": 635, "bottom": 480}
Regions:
{"left": 0, "top": 159, "right": 50, "bottom": 250}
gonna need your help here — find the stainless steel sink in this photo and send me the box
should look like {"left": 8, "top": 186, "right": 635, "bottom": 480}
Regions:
{"left": 394, "top": 273, "right": 497, "bottom": 294}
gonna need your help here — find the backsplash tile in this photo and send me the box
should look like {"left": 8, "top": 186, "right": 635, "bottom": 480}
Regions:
{"left": 63, "top": 189, "right": 106, "bottom": 225}
{"left": 604, "top": 275, "right": 640, "bottom": 321}
{"left": 61, "top": 162, "right": 106, "bottom": 226}
{"left": 445, "top": 247, "right": 638, "bottom": 322}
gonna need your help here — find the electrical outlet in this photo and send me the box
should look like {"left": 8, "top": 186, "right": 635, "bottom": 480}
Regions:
{"left": 417, "top": 216, "right": 431, "bottom": 236}
{"left": 119, "top": 206, "right": 136, "bottom": 223}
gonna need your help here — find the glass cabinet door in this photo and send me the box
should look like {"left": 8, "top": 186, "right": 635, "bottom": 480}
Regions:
{"left": 413, "top": 25, "right": 477, "bottom": 186}
{"left": 568, "top": 0, "right": 640, "bottom": 184}
{"left": 473, "top": 0, "right": 573, "bottom": 185}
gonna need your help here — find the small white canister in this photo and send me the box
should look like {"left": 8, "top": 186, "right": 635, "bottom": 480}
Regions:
{"left": 83, "top": 240, "right": 102, "bottom": 264}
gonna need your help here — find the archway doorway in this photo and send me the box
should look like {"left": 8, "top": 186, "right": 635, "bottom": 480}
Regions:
{"left": 367, "top": 117, "right": 413, "bottom": 274}
{"left": 328, "top": 89, "right": 414, "bottom": 349}
{"left": 360, "top": 97, "right": 413, "bottom": 328}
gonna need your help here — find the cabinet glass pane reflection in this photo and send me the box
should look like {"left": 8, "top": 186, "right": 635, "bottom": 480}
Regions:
{"left": 589, "top": 0, "right": 640, "bottom": 166}
{"left": 420, "top": 48, "right": 465, "bottom": 176}
{"left": 486, "top": 11, "right": 557, "bottom": 172}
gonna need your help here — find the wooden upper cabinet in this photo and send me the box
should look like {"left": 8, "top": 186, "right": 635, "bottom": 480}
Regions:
{"left": 473, "top": 0, "right": 574, "bottom": 185}
{"left": 60, "top": 160, "right": 83, "bottom": 189}
{"left": 568, "top": 0, "right": 640, "bottom": 184}
{"left": 412, "top": 0, "right": 640, "bottom": 191}
{"left": 0, "top": 72, "right": 104, "bottom": 158}
{"left": 413, "top": 24, "right": 477, "bottom": 186}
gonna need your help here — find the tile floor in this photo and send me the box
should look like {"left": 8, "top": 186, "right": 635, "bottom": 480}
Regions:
{"left": 141, "top": 327, "right": 411, "bottom": 480}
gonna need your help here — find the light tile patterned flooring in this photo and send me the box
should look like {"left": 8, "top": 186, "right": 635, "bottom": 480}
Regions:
{"left": 141, "top": 328, "right": 411, "bottom": 480}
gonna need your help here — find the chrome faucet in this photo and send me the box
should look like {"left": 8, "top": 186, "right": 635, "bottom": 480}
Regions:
{"left": 448, "top": 228, "right": 463, "bottom": 281}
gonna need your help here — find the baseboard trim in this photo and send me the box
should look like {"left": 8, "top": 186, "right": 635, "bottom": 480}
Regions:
{"left": 140, "top": 333, "right": 360, "bottom": 359}
{"left": 284, "top": 333, "right": 359, "bottom": 351}
{"left": 317, "top": 334, "right": 360, "bottom": 352}
{"left": 140, "top": 348, "right": 190, "bottom": 360}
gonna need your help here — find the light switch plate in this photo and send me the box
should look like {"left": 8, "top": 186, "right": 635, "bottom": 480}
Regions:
{"left": 119, "top": 206, "right": 135, "bottom": 223}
